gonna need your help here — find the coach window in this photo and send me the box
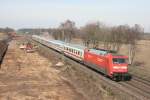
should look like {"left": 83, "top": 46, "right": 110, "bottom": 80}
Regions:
{"left": 79, "top": 52, "right": 80, "bottom": 56}
{"left": 78, "top": 51, "right": 80, "bottom": 55}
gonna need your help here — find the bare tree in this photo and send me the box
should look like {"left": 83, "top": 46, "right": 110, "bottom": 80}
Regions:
{"left": 52, "top": 29, "right": 62, "bottom": 40}
{"left": 122, "top": 24, "right": 143, "bottom": 64}
{"left": 81, "top": 22, "right": 105, "bottom": 48}
{"left": 59, "top": 20, "right": 76, "bottom": 42}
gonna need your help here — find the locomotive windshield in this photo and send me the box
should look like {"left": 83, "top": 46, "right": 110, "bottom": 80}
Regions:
{"left": 113, "top": 58, "right": 127, "bottom": 64}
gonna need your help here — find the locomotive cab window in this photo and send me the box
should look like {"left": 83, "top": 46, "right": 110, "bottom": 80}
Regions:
{"left": 113, "top": 58, "right": 126, "bottom": 64}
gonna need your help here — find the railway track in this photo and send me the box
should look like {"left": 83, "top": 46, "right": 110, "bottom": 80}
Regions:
{"left": 32, "top": 38, "right": 150, "bottom": 100}
{"left": 133, "top": 75, "right": 150, "bottom": 85}
{"left": 0, "top": 40, "right": 8, "bottom": 66}
{"left": 120, "top": 75, "right": 150, "bottom": 99}
{"left": 119, "top": 77, "right": 150, "bottom": 100}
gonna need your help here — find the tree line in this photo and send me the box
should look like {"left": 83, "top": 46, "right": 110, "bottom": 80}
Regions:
{"left": 0, "top": 27, "right": 15, "bottom": 39}
{"left": 0, "top": 27, "right": 15, "bottom": 33}
{"left": 63, "top": 20, "right": 142, "bottom": 65}
{"left": 18, "top": 20, "right": 145, "bottom": 64}
{"left": 49, "top": 20, "right": 144, "bottom": 64}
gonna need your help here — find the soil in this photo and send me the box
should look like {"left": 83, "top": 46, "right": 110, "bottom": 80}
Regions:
{"left": 0, "top": 40, "right": 86, "bottom": 100}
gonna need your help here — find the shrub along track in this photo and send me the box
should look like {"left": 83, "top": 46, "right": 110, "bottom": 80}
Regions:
{"left": 31, "top": 38, "right": 150, "bottom": 100}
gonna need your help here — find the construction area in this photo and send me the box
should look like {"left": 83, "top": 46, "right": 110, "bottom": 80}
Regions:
{"left": 0, "top": 40, "right": 89, "bottom": 100}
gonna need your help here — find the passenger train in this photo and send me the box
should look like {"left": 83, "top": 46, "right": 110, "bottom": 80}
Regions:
{"left": 32, "top": 35, "right": 131, "bottom": 81}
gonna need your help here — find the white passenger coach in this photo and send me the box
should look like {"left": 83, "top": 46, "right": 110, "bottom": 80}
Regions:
{"left": 32, "top": 35, "right": 86, "bottom": 61}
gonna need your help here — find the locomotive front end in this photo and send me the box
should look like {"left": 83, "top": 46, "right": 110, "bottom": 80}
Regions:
{"left": 111, "top": 55, "right": 131, "bottom": 81}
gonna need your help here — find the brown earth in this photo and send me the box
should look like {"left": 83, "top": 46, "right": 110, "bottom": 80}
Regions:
{"left": 0, "top": 40, "right": 86, "bottom": 100}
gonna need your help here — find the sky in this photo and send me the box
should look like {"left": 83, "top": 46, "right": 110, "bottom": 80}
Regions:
{"left": 0, "top": 0, "right": 150, "bottom": 32}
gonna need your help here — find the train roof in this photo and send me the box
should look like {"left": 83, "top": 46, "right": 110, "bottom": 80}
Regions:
{"left": 64, "top": 43, "right": 86, "bottom": 50}
{"left": 32, "top": 35, "right": 47, "bottom": 41}
{"left": 48, "top": 40, "right": 65, "bottom": 45}
{"left": 32, "top": 35, "right": 65, "bottom": 45}
{"left": 89, "top": 48, "right": 117, "bottom": 55}
{"left": 89, "top": 48, "right": 127, "bottom": 58}
{"left": 94, "top": 48, "right": 117, "bottom": 53}
{"left": 89, "top": 49, "right": 108, "bottom": 55}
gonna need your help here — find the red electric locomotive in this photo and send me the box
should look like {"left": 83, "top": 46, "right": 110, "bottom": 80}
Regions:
{"left": 84, "top": 48, "right": 131, "bottom": 81}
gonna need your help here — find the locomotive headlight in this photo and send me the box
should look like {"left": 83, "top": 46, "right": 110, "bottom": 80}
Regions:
{"left": 113, "top": 66, "right": 127, "bottom": 69}
{"left": 121, "top": 66, "right": 127, "bottom": 69}
{"left": 113, "top": 66, "right": 119, "bottom": 69}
